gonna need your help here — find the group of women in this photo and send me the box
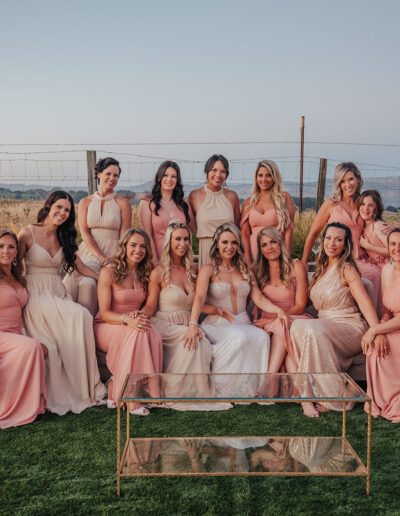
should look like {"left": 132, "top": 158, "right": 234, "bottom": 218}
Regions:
{"left": 1, "top": 155, "right": 400, "bottom": 429}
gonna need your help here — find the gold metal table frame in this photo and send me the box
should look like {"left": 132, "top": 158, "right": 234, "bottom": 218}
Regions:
{"left": 116, "top": 372, "right": 371, "bottom": 496}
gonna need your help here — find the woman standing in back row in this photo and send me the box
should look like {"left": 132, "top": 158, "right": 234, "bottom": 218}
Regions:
{"left": 64, "top": 157, "right": 132, "bottom": 315}
{"left": 189, "top": 155, "right": 240, "bottom": 267}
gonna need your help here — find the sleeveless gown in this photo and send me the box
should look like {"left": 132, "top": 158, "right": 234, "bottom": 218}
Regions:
{"left": 258, "top": 264, "right": 312, "bottom": 364}
{"left": 241, "top": 208, "right": 294, "bottom": 263}
{"left": 94, "top": 282, "right": 163, "bottom": 402}
{"left": 196, "top": 187, "right": 235, "bottom": 268}
{"left": 201, "top": 281, "right": 270, "bottom": 395}
{"left": 64, "top": 191, "right": 122, "bottom": 314}
{"left": 139, "top": 202, "right": 187, "bottom": 262}
{"left": 23, "top": 230, "right": 105, "bottom": 415}
{"left": 0, "top": 283, "right": 46, "bottom": 428}
{"left": 328, "top": 203, "right": 382, "bottom": 314}
{"left": 366, "top": 265, "right": 400, "bottom": 422}
{"left": 152, "top": 284, "right": 230, "bottom": 410}
{"left": 289, "top": 265, "right": 368, "bottom": 410}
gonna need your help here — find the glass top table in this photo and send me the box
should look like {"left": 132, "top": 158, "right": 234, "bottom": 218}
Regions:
{"left": 119, "top": 372, "right": 369, "bottom": 403}
{"left": 116, "top": 372, "right": 371, "bottom": 496}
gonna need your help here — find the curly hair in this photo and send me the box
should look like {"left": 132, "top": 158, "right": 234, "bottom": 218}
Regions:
{"left": 209, "top": 223, "right": 250, "bottom": 282}
{"left": 0, "top": 229, "right": 25, "bottom": 286}
{"left": 95, "top": 157, "right": 121, "bottom": 183}
{"left": 248, "top": 160, "right": 290, "bottom": 233}
{"left": 254, "top": 226, "right": 293, "bottom": 290}
{"left": 37, "top": 190, "right": 78, "bottom": 273}
{"left": 159, "top": 220, "right": 197, "bottom": 290}
{"left": 149, "top": 161, "right": 190, "bottom": 223}
{"left": 358, "top": 190, "right": 384, "bottom": 221}
{"left": 111, "top": 228, "right": 153, "bottom": 291}
{"left": 310, "top": 222, "right": 359, "bottom": 290}
{"left": 331, "top": 162, "right": 363, "bottom": 202}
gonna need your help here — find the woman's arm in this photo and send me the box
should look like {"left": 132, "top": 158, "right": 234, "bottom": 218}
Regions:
{"left": 286, "top": 260, "right": 309, "bottom": 315}
{"left": 117, "top": 196, "right": 132, "bottom": 237}
{"left": 78, "top": 197, "right": 107, "bottom": 264}
{"left": 301, "top": 199, "right": 334, "bottom": 266}
{"left": 141, "top": 267, "right": 162, "bottom": 317}
{"left": 185, "top": 199, "right": 197, "bottom": 234}
{"left": 17, "top": 227, "right": 31, "bottom": 262}
{"left": 250, "top": 282, "right": 289, "bottom": 325}
{"left": 284, "top": 193, "right": 295, "bottom": 253}
{"left": 75, "top": 256, "right": 99, "bottom": 280}
{"left": 344, "top": 266, "right": 379, "bottom": 328}
{"left": 230, "top": 191, "right": 241, "bottom": 228}
{"left": 240, "top": 199, "right": 252, "bottom": 266}
{"left": 182, "top": 264, "right": 213, "bottom": 349}
{"left": 138, "top": 199, "right": 158, "bottom": 262}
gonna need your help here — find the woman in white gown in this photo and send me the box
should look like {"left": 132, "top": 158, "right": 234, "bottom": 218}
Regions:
{"left": 184, "top": 222, "right": 288, "bottom": 396}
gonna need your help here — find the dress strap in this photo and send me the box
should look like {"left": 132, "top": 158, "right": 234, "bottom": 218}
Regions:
{"left": 29, "top": 225, "right": 36, "bottom": 243}
{"left": 94, "top": 191, "right": 117, "bottom": 202}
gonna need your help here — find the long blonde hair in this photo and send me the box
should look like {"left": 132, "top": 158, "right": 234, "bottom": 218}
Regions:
{"left": 254, "top": 226, "right": 293, "bottom": 290}
{"left": 331, "top": 162, "right": 363, "bottom": 202}
{"left": 209, "top": 223, "right": 250, "bottom": 282}
{"left": 160, "top": 220, "right": 197, "bottom": 289}
{"left": 310, "top": 222, "right": 359, "bottom": 290}
{"left": 0, "top": 229, "right": 25, "bottom": 286}
{"left": 111, "top": 228, "right": 153, "bottom": 291}
{"left": 249, "top": 160, "right": 290, "bottom": 233}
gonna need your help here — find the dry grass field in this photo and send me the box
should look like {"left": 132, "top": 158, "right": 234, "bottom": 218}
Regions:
{"left": 1, "top": 198, "right": 399, "bottom": 258}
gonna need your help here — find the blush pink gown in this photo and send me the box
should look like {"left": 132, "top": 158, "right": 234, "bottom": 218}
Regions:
{"left": 328, "top": 203, "right": 382, "bottom": 314}
{"left": 366, "top": 265, "right": 400, "bottom": 422}
{"left": 0, "top": 283, "right": 46, "bottom": 429}
{"left": 362, "top": 220, "right": 392, "bottom": 270}
{"left": 139, "top": 200, "right": 187, "bottom": 262}
{"left": 241, "top": 209, "right": 294, "bottom": 263}
{"left": 94, "top": 283, "right": 163, "bottom": 401}
{"left": 257, "top": 264, "right": 312, "bottom": 365}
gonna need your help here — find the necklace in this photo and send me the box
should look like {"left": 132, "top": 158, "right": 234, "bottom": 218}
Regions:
{"left": 129, "top": 272, "right": 137, "bottom": 290}
{"left": 221, "top": 264, "right": 235, "bottom": 273}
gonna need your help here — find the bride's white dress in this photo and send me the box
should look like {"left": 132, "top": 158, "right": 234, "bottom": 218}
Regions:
{"left": 201, "top": 281, "right": 270, "bottom": 396}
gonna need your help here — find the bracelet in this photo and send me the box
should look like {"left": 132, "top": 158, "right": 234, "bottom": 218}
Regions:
{"left": 189, "top": 321, "right": 199, "bottom": 327}
{"left": 120, "top": 313, "right": 127, "bottom": 325}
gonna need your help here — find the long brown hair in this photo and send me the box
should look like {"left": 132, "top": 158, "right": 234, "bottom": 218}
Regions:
{"left": 111, "top": 228, "right": 153, "bottom": 291}
{"left": 254, "top": 226, "right": 293, "bottom": 290}
{"left": 310, "top": 222, "right": 359, "bottom": 290}
{"left": 0, "top": 229, "right": 25, "bottom": 286}
{"left": 209, "top": 223, "right": 250, "bottom": 282}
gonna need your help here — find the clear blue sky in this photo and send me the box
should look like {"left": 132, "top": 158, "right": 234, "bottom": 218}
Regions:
{"left": 1, "top": 0, "right": 399, "bottom": 186}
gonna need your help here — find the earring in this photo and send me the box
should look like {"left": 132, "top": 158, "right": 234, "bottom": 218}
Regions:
{"left": 13, "top": 258, "right": 17, "bottom": 266}
{"left": 222, "top": 181, "right": 227, "bottom": 187}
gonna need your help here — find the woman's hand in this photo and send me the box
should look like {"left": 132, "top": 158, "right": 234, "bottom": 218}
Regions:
{"left": 253, "top": 317, "right": 273, "bottom": 329}
{"left": 276, "top": 309, "right": 289, "bottom": 326}
{"left": 182, "top": 324, "right": 202, "bottom": 351}
{"left": 360, "top": 236, "right": 371, "bottom": 251}
{"left": 125, "top": 311, "right": 150, "bottom": 333}
{"left": 216, "top": 307, "right": 235, "bottom": 322}
{"left": 373, "top": 334, "right": 390, "bottom": 360}
{"left": 361, "top": 327, "right": 376, "bottom": 353}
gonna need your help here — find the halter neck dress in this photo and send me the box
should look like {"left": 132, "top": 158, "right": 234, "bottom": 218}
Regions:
{"left": 64, "top": 191, "right": 122, "bottom": 314}
{"left": 196, "top": 186, "right": 235, "bottom": 268}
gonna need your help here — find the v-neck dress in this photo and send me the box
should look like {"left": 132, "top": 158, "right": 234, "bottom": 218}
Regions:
{"left": 22, "top": 227, "right": 105, "bottom": 415}
{"left": 0, "top": 283, "right": 46, "bottom": 428}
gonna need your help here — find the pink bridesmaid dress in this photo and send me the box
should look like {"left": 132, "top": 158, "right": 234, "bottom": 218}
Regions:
{"left": 366, "top": 265, "right": 400, "bottom": 422}
{"left": 328, "top": 203, "right": 382, "bottom": 313}
{"left": 0, "top": 283, "right": 46, "bottom": 429}
{"left": 241, "top": 209, "right": 294, "bottom": 263}
{"left": 362, "top": 220, "right": 392, "bottom": 270}
{"left": 256, "top": 263, "right": 312, "bottom": 365}
{"left": 140, "top": 202, "right": 187, "bottom": 262}
{"left": 94, "top": 283, "right": 163, "bottom": 401}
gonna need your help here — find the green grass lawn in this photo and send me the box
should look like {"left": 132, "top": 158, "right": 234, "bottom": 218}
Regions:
{"left": 1, "top": 403, "right": 399, "bottom": 516}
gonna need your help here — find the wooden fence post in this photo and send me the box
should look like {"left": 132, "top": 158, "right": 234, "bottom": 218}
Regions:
{"left": 315, "top": 158, "right": 327, "bottom": 211}
{"left": 299, "top": 116, "right": 305, "bottom": 213}
{"left": 87, "top": 150, "right": 96, "bottom": 195}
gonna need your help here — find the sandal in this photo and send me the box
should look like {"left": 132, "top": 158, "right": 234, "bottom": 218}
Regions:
{"left": 130, "top": 406, "right": 150, "bottom": 416}
{"left": 107, "top": 399, "right": 117, "bottom": 409}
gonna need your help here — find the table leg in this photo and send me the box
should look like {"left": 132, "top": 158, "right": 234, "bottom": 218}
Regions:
{"left": 367, "top": 401, "right": 371, "bottom": 496}
{"left": 127, "top": 402, "right": 130, "bottom": 440}
{"left": 117, "top": 401, "right": 121, "bottom": 496}
{"left": 341, "top": 401, "right": 346, "bottom": 461}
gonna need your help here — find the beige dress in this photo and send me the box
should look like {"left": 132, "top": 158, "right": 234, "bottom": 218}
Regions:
{"left": 289, "top": 264, "right": 367, "bottom": 410}
{"left": 64, "top": 191, "right": 122, "bottom": 314}
{"left": 152, "top": 284, "right": 230, "bottom": 411}
{"left": 23, "top": 228, "right": 105, "bottom": 415}
{"left": 196, "top": 186, "right": 235, "bottom": 267}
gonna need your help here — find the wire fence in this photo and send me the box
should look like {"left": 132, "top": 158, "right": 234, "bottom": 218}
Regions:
{"left": 0, "top": 143, "right": 399, "bottom": 208}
